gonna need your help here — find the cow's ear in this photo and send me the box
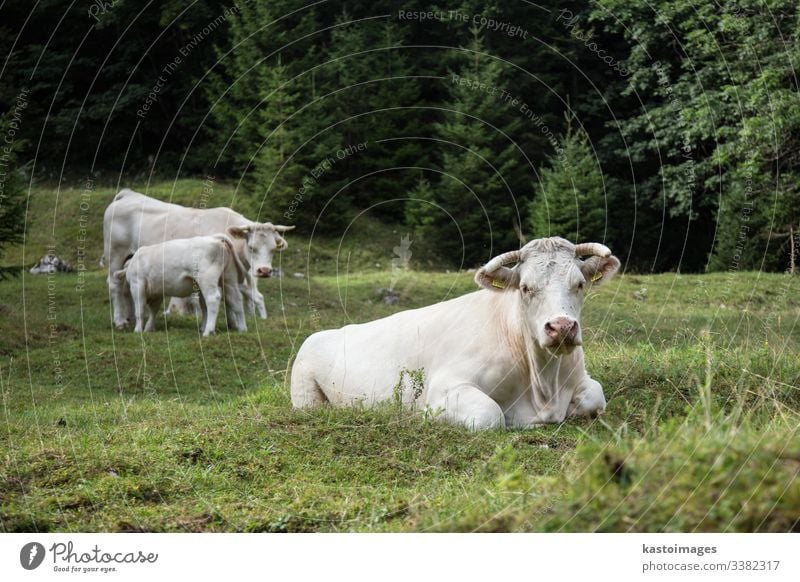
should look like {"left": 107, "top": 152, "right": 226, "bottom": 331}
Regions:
{"left": 228, "top": 226, "right": 250, "bottom": 239}
{"left": 474, "top": 266, "right": 520, "bottom": 291}
{"left": 580, "top": 255, "right": 620, "bottom": 286}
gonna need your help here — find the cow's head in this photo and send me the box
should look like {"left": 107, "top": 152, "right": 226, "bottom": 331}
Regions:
{"left": 475, "top": 237, "right": 620, "bottom": 354}
{"left": 227, "top": 223, "right": 295, "bottom": 278}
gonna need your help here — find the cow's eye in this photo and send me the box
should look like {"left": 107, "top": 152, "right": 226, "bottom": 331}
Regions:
{"left": 519, "top": 283, "right": 529, "bottom": 295}
{"left": 576, "top": 282, "right": 585, "bottom": 292}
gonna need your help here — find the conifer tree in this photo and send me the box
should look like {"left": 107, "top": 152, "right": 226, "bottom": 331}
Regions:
{"left": 0, "top": 115, "right": 26, "bottom": 279}
{"left": 320, "top": 12, "right": 426, "bottom": 225}
{"left": 530, "top": 114, "right": 608, "bottom": 243}
{"left": 408, "top": 30, "right": 525, "bottom": 266}
{"left": 252, "top": 54, "right": 306, "bottom": 218}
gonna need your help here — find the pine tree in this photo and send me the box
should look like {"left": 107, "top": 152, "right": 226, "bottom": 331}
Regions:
{"left": 0, "top": 115, "right": 26, "bottom": 279}
{"left": 407, "top": 30, "right": 525, "bottom": 266}
{"left": 317, "top": 12, "right": 427, "bottom": 226}
{"left": 205, "top": 2, "right": 321, "bottom": 179}
{"left": 529, "top": 115, "right": 608, "bottom": 243}
{"left": 252, "top": 54, "right": 306, "bottom": 218}
{"left": 405, "top": 176, "right": 436, "bottom": 228}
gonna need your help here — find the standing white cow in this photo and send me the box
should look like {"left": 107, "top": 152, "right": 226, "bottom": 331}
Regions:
{"left": 115, "top": 232, "right": 251, "bottom": 336}
{"left": 290, "top": 237, "right": 620, "bottom": 430}
{"left": 103, "top": 189, "right": 294, "bottom": 329}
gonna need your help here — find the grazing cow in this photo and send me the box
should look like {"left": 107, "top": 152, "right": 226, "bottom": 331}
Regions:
{"left": 103, "top": 189, "right": 294, "bottom": 329}
{"left": 290, "top": 237, "right": 620, "bottom": 430}
{"left": 115, "top": 231, "right": 253, "bottom": 336}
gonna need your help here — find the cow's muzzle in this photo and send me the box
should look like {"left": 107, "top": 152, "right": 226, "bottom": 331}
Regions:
{"left": 544, "top": 317, "right": 580, "bottom": 349}
{"left": 256, "top": 267, "right": 273, "bottom": 278}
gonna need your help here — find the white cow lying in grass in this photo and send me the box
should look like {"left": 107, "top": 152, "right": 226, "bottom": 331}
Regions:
{"left": 115, "top": 229, "right": 255, "bottom": 336}
{"left": 291, "top": 237, "right": 620, "bottom": 430}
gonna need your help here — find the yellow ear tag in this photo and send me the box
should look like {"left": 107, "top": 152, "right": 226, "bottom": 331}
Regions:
{"left": 591, "top": 272, "right": 603, "bottom": 282}
{"left": 491, "top": 279, "right": 506, "bottom": 289}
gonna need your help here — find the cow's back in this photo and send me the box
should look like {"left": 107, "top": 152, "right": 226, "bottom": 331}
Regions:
{"left": 293, "top": 292, "right": 501, "bottom": 406}
{"left": 104, "top": 189, "right": 250, "bottom": 254}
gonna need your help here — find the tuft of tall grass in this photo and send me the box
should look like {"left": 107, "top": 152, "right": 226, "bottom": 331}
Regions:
{"left": 532, "top": 350, "right": 800, "bottom": 532}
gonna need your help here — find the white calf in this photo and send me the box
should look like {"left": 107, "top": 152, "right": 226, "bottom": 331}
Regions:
{"left": 115, "top": 233, "right": 249, "bottom": 336}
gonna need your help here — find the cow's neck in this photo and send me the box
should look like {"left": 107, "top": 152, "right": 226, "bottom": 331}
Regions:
{"left": 498, "top": 291, "right": 584, "bottom": 411}
{"left": 230, "top": 237, "right": 251, "bottom": 270}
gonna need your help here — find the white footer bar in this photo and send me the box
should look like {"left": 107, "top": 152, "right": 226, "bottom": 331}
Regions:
{"left": 1, "top": 533, "right": 797, "bottom": 581}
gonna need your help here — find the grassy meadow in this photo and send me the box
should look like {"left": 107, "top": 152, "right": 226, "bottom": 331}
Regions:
{"left": 0, "top": 180, "right": 798, "bottom": 532}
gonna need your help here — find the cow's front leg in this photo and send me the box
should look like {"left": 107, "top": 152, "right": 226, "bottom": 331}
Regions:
{"left": 427, "top": 380, "right": 505, "bottom": 431}
{"left": 241, "top": 274, "right": 267, "bottom": 319}
{"left": 197, "top": 293, "right": 208, "bottom": 334}
{"left": 108, "top": 257, "right": 133, "bottom": 329}
{"left": 144, "top": 296, "right": 163, "bottom": 332}
{"left": 130, "top": 282, "right": 147, "bottom": 333}
{"left": 514, "top": 399, "right": 572, "bottom": 427}
{"left": 198, "top": 284, "right": 222, "bottom": 336}
{"left": 567, "top": 377, "right": 606, "bottom": 418}
{"left": 503, "top": 392, "right": 539, "bottom": 428}
{"left": 223, "top": 278, "right": 248, "bottom": 332}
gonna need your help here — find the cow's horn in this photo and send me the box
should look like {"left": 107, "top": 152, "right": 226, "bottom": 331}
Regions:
{"left": 574, "top": 242, "right": 612, "bottom": 258}
{"left": 482, "top": 249, "right": 522, "bottom": 273}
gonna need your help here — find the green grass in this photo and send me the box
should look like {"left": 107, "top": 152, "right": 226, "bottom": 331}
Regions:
{"left": 1, "top": 267, "right": 798, "bottom": 532}
{"left": 0, "top": 181, "right": 798, "bottom": 532}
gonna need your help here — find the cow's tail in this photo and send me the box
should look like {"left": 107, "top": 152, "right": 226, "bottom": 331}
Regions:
{"left": 112, "top": 255, "right": 133, "bottom": 282}
{"left": 218, "top": 234, "right": 248, "bottom": 284}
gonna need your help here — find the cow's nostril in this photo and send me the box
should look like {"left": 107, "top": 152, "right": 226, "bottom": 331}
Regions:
{"left": 545, "top": 318, "right": 579, "bottom": 342}
{"left": 568, "top": 322, "right": 579, "bottom": 338}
